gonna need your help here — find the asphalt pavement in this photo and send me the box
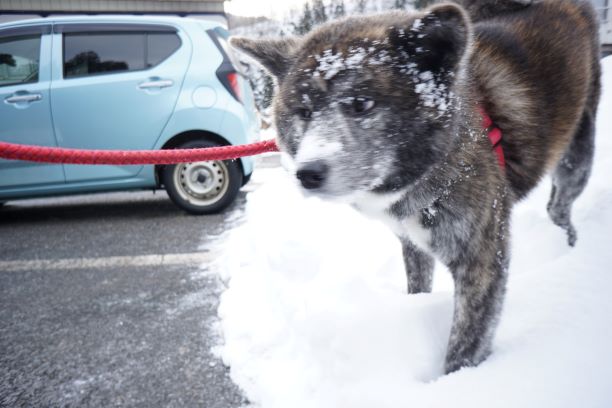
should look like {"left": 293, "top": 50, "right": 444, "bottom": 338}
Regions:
{"left": 0, "top": 187, "right": 253, "bottom": 407}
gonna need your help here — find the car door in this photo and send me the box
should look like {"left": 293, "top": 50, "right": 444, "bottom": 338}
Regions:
{"left": 0, "top": 25, "right": 65, "bottom": 189}
{"left": 50, "top": 22, "right": 190, "bottom": 183}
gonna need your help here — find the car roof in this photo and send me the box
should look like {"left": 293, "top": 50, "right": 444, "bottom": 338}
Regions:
{"left": 0, "top": 15, "right": 223, "bottom": 30}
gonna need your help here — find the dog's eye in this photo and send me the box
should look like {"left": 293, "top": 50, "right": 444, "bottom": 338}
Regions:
{"left": 352, "top": 97, "right": 375, "bottom": 114}
{"left": 297, "top": 108, "right": 313, "bottom": 120}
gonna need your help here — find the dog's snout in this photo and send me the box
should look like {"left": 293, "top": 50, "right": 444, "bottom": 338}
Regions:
{"left": 296, "top": 161, "right": 329, "bottom": 190}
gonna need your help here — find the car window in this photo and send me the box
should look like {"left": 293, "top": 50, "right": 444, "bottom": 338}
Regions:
{"left": 63, "top": 30, "right": 181, "bottom": 79}
{"left": 64, "top": 33, "right": 145, "bottom": 78}
{"left": 0, "top": 34, "right": 40, "bottom": 87}
{"left": 146, "top": 33, "right": 181, "bottom": 68}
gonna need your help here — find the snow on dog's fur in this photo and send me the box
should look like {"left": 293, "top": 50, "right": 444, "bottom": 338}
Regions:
{"left": 231, "top": 0, "right": 601, "bottom": 374}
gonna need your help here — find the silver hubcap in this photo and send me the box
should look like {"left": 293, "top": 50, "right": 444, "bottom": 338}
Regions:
{"left": 173, "top": 160, "right": 229, "bottom": 206}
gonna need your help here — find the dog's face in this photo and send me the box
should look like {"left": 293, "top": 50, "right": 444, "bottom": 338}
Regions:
{"left": 232, "top": 4, "right": 470, "bottom": 200}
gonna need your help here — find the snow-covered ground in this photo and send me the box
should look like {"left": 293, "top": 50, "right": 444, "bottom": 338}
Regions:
{"left": 213, "top": 57, "right": 612, "bottom": 407}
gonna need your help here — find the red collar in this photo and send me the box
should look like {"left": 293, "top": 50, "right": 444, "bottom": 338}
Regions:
{"left": 479, "top": 108, "right": 505, "bottom": 169}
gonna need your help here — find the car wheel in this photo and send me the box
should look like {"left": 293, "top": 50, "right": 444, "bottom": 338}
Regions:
{"left": 162, "top": 140, "right": 243, "bottom": 215}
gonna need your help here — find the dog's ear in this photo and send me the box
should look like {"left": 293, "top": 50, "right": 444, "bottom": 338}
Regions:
{"left": 389, "top": 3, "right": 470, "bottom": 74}
{"left": 230, "top": 36, "right": 300, "bottom": 80}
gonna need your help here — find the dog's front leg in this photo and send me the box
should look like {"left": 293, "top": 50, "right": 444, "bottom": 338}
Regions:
{"left": 444, "top": 242, "right": 509, "bottom": 374}
{"left": 401, "top": 239, "right": 435, "bottom": 294}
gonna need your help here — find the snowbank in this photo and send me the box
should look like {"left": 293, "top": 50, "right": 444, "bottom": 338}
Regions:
{"left": 213, "top": 57, "right": 612, "bottom": 407}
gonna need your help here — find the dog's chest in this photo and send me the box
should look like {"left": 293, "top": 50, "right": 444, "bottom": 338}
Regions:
{"left": 400, "top": 214, "right": 432, "bottom": 252}
{"left": 352, "top": 192, "right": 433, "bottom": 252}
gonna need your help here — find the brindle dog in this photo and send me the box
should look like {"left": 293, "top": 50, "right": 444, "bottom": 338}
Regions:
{"left": 231, "top": 0, "right": 600, "bottom": 373}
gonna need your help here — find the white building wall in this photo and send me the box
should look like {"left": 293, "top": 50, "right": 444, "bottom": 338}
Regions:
{"left": 0, "top": 0, "right": 225, "bottom": 13}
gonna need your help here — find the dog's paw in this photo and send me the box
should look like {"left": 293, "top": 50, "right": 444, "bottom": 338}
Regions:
{"left": 566, "top": 225, "right": 577, "bottom": 247}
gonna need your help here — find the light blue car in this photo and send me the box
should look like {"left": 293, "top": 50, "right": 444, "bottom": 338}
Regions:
{"left": 0, "top": 15, "right": 259, "bottom": 214}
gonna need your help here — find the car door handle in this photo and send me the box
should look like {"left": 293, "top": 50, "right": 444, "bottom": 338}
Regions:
{"left": 5, "top": 93, "right": 43, "bottom": 104}
{"left": 138, "top": 79, "right": 173, "bottom": 90}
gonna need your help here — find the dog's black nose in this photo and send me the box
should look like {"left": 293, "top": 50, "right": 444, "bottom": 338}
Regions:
{"left": 296, "top": 161, "right": 328, "bottom": 190}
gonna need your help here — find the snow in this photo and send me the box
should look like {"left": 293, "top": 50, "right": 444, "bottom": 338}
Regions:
{"left": 309, "top": 44, "right": 453, "bottom": 116}
{"left": 413, "top": 73, "right": 450, "bottom": 113}
{"left": 212, "top": 56, "right": 612, "bottom": 407}
{"left": 314, "top": 49, "right": 352, "bottom": 79}
{"left": 396, "top": 62, "right": 452, "bottom": 116}
{"left": 313, "top": 47, "right": 382, "bottom": 79}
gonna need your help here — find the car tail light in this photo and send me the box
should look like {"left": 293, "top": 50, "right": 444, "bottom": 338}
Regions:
{"left": 207, "top": 28, "right": 245, "bottom": 105}
{"left": 226, "top": 72, "right": 242, "bottom": 103}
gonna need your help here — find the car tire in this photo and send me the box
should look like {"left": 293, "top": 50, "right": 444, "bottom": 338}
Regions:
{"left": 162, "top": 140, "right": 243, "bottom": 215}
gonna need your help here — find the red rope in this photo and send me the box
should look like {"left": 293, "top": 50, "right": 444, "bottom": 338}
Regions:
{"left": 0, "top": 110, "right": 503, "bottom": 168}
{"left": 0, "top": 139, "right": 279, "bottom": 165}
